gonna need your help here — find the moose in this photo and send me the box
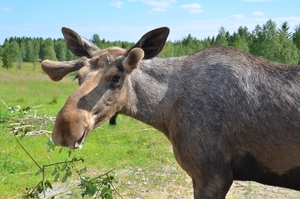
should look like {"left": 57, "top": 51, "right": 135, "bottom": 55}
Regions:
{"left": 41, "top": 27, "right": 300, "bottom": 198}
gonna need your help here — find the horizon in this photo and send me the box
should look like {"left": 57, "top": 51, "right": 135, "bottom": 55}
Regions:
{"left": 0, "top": 0, "right": 299, "bottom": 45}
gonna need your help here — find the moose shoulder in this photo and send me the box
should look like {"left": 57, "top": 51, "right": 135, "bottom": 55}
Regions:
{"left": 42, "top": 27, "right": 300, "bottom": 199}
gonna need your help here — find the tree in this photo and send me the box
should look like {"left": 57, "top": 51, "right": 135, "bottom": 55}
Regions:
{"left": 159, "top": 41, "right": 175, "bottom": 57}
{"left": 18, "top": 54, "right": 23, "bottom": 70}
{"left": 2, "top": 41, "right": 13, "bottom": 69}
{"left": 228, "top": 26, "right": 251, "bottom": 52}
{"left": 19, "top": 40, "right": 26, "bottom": 63}
{"left": 180, "top": 34, "right": 203, "bottom": 54}
{"left": 201, "top": 37, "right": 212, "bottom": 49}
{"left": 261, "top": 20, "right": 281, "bottom": 62}
{"left": 0, "top": 45, "right": 3, "bottom": 58}
{"left": 293, "top": 24, "right": 300, "bottom": 48}
{"left": 92, "top": 34, "right": 101, "bottom": 48}
{"left": 293, "top": 24, "right": 300, "bottom": 64}
{"left": 54, "top": 39, "right": 67, "bottom": 61}
{"left": 41, "top": 38, "right": 57, "bottom": 61}
{"left": 278, "top": 21, "right": 292, "bottom": 38}
{"left": 230, "top": 33, "right": 249, "bottom": 52}
{"left": 33, "top": 39, "right": 40, "bottom": 70}
{"left": 215, "top": 26, "right": 228, "bottom": 46}
{"left": 66, "top": 49, "right": 76, "bottom": 61}
{"left": 10, "top": 40, "right": 20, "bottom": 62}
{"left": 25, "top": 39, "right": 34, "bottom": 62}
{"left": 277, "top": 22, "right": 299, "bottom": 65}
{"left": 250, "top": 20, "right": 280, "bottom": 62}
{"left": 121, "top": 41, "right": 134, "bottom": 49}
{"left": 250, "top": 20, "right": 299, "bottom": 65}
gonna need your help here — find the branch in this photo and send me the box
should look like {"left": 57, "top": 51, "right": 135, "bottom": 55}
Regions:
{"left": 13, "top": 133, "right": 42, "bottom": 171}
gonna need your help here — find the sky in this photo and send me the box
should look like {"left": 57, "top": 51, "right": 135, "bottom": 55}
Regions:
{"left": 0, "top": 0, "right": 300, "bottom": 45}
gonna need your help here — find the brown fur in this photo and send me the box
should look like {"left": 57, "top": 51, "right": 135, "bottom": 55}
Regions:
{"left": 42, "top": 27, "right": 300, "bottom": 199}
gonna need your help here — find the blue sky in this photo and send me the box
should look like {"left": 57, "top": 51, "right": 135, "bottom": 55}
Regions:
{"left": 0, "top": 0, "right": 299, "bottom": 45}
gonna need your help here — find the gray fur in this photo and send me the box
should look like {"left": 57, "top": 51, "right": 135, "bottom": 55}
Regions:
{"left": 122, "top": 46, "right": 300, "bottom": 198}
{"left": 42, "top": 27, "right": 300, "bottom": 199}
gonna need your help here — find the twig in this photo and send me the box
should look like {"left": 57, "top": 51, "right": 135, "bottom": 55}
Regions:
{"left": 110, "top": 181, "right": 124, "bottom": 199}
{"left": 123, "top": 185, "right": 146, "bottom": 199}
{"left": 13, "top": 133, "right": 42, "bottom": 171}
{"left": 0, "top": 99, "right": 9, "bottom": 109}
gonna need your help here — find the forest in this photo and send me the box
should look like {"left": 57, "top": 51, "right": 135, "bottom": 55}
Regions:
{"left": 1, "top": 19, "right": 300, "bottom": 69}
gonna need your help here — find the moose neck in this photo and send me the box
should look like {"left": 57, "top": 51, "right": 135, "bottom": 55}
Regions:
{"left": 121, "top": 56, "right": 186, "bottom": 136}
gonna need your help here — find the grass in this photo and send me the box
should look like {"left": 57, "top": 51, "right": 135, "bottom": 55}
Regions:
{"left": 0, "top": 62, "right": 191, "bottom": 198}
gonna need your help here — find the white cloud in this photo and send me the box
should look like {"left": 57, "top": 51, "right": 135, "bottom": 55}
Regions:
{"left": 253, "top": 11, "right": 264, "bottom": 16}
{"left": 111, "top": 1, "right": 123, "bottom": 8}
{"left": 181, "top": 3, "right": 202, "bottom": 14}
{"left": 2, "top": 7, "right": 13, "bottom": 12}
{"left": 141, "top": 0, "right": 176, "bottom": 13}
{"left": 231, "top": 14, "right": 244, "bottom": 19}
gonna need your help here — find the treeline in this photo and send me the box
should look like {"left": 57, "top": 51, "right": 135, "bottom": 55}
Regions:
{"left": 1, "top": 19, "right": 300, "bottom": 69}
{"left": 159, "top": 20, "right": 300, "bottom": 65}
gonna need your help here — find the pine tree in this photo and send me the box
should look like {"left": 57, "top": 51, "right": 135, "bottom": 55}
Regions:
{"left": 277, "top": 22, "right": 299, "bottom": 65}
{"left": 293, "top": 24, "right": 300, "bottom": 64}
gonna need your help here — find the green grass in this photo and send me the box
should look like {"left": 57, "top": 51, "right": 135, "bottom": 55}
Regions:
{"left": 0, "top": 62, "right": 189, "bottom": 198}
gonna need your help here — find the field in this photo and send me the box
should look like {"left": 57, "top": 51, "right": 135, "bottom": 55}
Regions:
{"left": 1, "top": 62, "right": 300, "bottom": 198}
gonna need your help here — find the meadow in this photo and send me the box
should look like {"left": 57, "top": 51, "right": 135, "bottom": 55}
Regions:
{"left": 1, "top": 62, "right": 300, "bottom": 199}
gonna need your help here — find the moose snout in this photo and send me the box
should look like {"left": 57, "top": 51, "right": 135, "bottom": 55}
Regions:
{"left": 51, "top": 108, "right": 92, "bottom": 149}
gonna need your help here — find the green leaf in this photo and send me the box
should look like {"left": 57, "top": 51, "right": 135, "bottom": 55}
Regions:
{"left": 54, "top": 172, "right": 60, "bottom": 182}
{"left": 51, "top": 167, "right": 58, "bottom": 176}
{"left": 61, "top": 163, "right": 68, "bottom": 171}
{"left": 86, "top": 185, "right": 97, "bottom": 196}
{"left": 45, "top": 180, "right": 53, "bottom": 189}
{"left": 61, "top": 174, "right": 68, "bottom": 183}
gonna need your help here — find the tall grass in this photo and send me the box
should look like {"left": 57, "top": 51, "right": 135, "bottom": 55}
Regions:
{"left": 0, "top": 62, "right": 190, "bottom": 198}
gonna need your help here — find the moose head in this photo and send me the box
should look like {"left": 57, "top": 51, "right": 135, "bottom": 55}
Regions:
{"left": 42, "top": 27, "right": 169, "bottom": 148}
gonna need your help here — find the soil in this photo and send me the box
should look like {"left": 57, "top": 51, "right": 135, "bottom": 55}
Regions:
{"left": 44, "top": 169, "right": 300, "bottom": 199}
{"left": 121, "top": 180, "right": 300, "bottom": 199}
{"left": 227, "top": 181, "right": 300, "bottom": 199}
{"left": 47, "top": 181, "right": 300, "bottom": 199}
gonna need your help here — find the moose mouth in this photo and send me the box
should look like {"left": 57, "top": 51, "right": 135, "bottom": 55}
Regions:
{"left": 73, "top": 114, "right": 109, "bottom": 149}
{"left": 74, "top": 116, "right": 97, "bottom": 149}
{"left": 75, "top": 131, "right": 87, "bottom": 149}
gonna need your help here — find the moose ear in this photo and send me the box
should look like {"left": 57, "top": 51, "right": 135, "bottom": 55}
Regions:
{"left": 62, "top": 27, "right": 100, "bottom": 58}
{"left": 129, "top": 27, "right": 169, "bottom": 59}
{"left": 123, "top": 48, "right": 144, "bottom": 72}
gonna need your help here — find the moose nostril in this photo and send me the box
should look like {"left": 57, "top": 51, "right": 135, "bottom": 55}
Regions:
{"left": 60, "top": 140, "right": 69, "bottom": 148}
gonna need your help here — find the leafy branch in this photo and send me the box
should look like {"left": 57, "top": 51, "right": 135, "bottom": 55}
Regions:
{"left": 5, "top": 104, "right": 116, "bottom": 198}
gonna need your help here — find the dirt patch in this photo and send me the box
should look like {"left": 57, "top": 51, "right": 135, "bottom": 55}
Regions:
{"left": 227, "top": 181, "right": 300, "bottom": 199}
{"left": 42, "top": 166, "right": 300, "bottom": 198}
{"left": 117, "top": 179, "right": 300, "bottom": 199}
{"left": 113, "top": 166, "right": 300, "bottom": 198}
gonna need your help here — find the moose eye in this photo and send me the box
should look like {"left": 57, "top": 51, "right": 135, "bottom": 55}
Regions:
{"left": 108, "top": 75, "right": 121, "bottom": 88}
{"left": 112, "top": 75, "right": 120, "bottom": 83}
